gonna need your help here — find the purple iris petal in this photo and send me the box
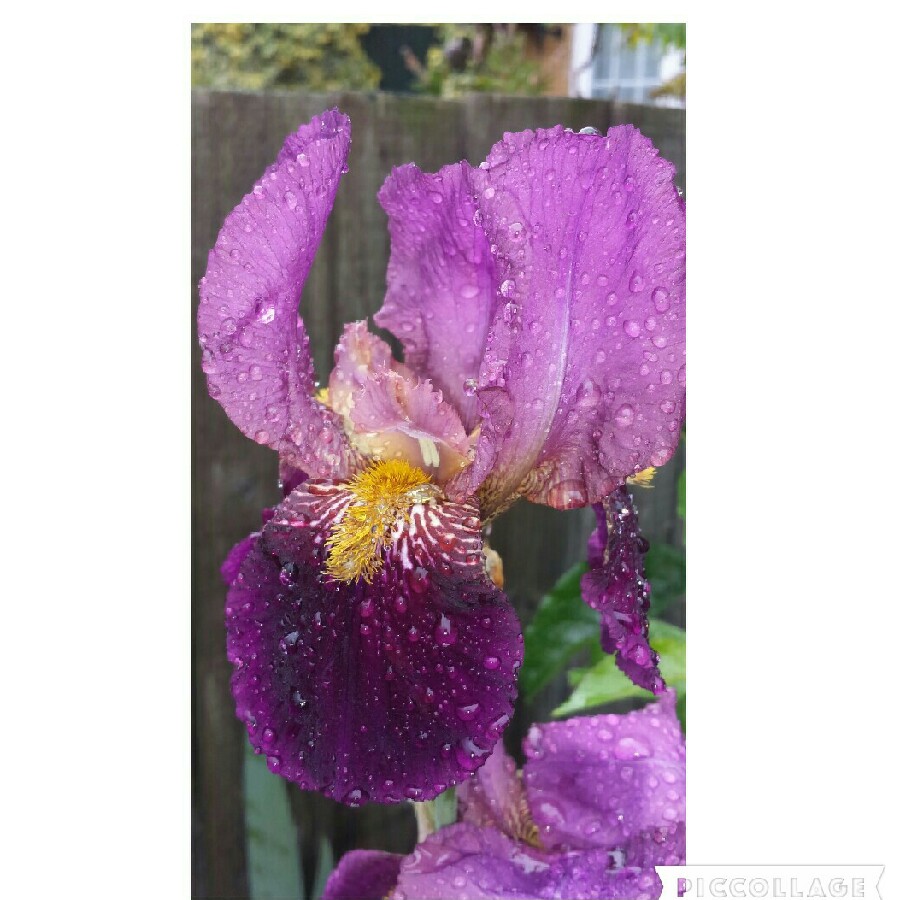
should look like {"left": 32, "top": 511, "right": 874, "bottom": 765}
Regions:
{"left": 582, "top": 487, "right": 665, "bottom": 693}
{"left": 328, "top": 321, "right": 471, "bottom": 482}
{"left": 392, "top": 823, "right": 661, "bottom": 900}
{"left": 221, "top": 532, "right": 260, "bottom": 587}
{"left": 226, "top": 482, "right": 522, "bottom": 804}
{"left": 350, "top": 373, "right": 471, "bottom": 479}
{"left": 454, "top": 125, "right": 685, "bottom": 513}
{"left": 523, "top": 693, "right": 685, "bottom": 858}
{"left": 328, "top": 321, "right": 401, "bottom": 417}
{"left": 377, "top": 163, "right": 498, "bottom": 432}
{"left": 622, "top": 821, "right": 686, "bottom": 869}
{"left": 458, "top": 741, "right": 532, "bottom": 839}
{"left": 198, "top": 109, "right": 359, "bottom": 481}
{"left": 321, "top": 849, "right": 403, "bottom": 900}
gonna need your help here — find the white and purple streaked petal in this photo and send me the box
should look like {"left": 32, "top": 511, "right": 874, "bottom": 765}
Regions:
{"left": 392, "top": 823, "right": 661, "bottom": 900}
{"left": 522, "top": 693, "right": 685, "bottom": 856}
{"left": 455, "top": 125, "right": 685, "bottom": 514}
{"left": 198, "top": 109, "right": 359, "bottom": 481}
{"left": 226, "top": 483, "right": 522, "bottom": 804}
{"left": 583, "top": 488, "right": 665, "bottom": 694}
{"left": 321, "top": 849, "right": 403, "bottom": 900}
{"left": 376, "top": 163, "right": 498, "bottom": 432}
{"left": 350, "top": 372, "right": 471, "bottom": 483}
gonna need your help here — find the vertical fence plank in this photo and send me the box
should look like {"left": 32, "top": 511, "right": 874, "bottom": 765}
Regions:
{"left": 193, "top": 90, "right": 686, "bottom": 897}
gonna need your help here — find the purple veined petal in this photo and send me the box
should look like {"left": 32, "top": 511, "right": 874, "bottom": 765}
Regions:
{"left": 376, "top": 163, "right": 499, "bottom": 432}
{"left": 453, "top": 125, "right": 685, "bottom": 515}
{"left": 583, "top": 487, "right": 665, "bottom": 693}
{"left": 522, "top": 693, "right": 685, "bottom": 855}
{"left": 198, "top": 109, "right": 359, "bottom": 481}
{"left": 321, "top": 849, "right": 403, "bottom": 900}
{"left": 328, "top": 322, "right": 472, "bottom": 484}
{"left": 328, "top": 321, "right": 404, "bottom": 418}
{"left": 458, "top": 742, "right": 535, "bottom": 843}
{"left": 350, "top": 372, "right": 471, "bottom": 484}
{"left": 226, "top": 481, "right": 522, "bottom": 804}
{"left": 393, "top": 823, "right": 661, "bottom": 900}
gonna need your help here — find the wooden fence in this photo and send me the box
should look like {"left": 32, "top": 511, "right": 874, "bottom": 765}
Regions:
{"left": 192, "top": 89, "right": 685, "bottom": 899}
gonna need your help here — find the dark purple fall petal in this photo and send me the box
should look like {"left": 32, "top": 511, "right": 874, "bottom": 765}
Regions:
{"left": 582, "top": 487, "right": 665, "bottom": 693}
{"left": 377, "top": 163, "right": 498, "bottom": 432}
{"left": 226, "top": 482, "right": 522, "bottom": 804}
{"left": 392, "top": 823, "right": 662, "bottom": 900}
{"left": 321, "top": 849, "right": 403, "bottom": 900}
{"left": 198, "top": 110, "right": 359, "bottom": 481}
{"left": 523, "top": 693, "right": 685, "bottom": 857}
{"left": 453, "top": 125, "right": 685, "bottom": 514}
{"left": 221, "top": 532, "right": 260, "bottom": 587}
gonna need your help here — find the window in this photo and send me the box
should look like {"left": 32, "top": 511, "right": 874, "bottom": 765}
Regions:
{"left": 571, "top": 24, "right": 684, "bottom": 108}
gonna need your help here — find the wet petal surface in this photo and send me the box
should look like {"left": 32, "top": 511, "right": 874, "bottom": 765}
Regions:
{"left": 458, "top": 743, "right": 534, "bottom": 844}
{"left": 198, "top": 109, "right": 358, "bottom": 480}
{"left": 322, "top": 849, "right": 402, "bottom": 900}
{"left": 523, "top": 693, "right": 685, "bottom": 856}
{"left": 329, "top": 321, "right": 472, "bottom": 483}
{"left": 454, "top": 125, "right": 685, "bottom": 514}
{"left": 328, "top": 321, "right": 403, "bottom": 418}
{"left": 377, "top": 163, "right": 498, "bottom": 432}
{"left": 393, "top": 823, "right": 661, "bottom": 900}
{"left": 582, "top": 488, "right": 665, "bottom": 693}
{"left": 226, "top": 482, "right": 522, "bottom": 803}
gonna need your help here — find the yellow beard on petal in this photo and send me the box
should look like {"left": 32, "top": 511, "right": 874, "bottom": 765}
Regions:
{"left": 325, "top": 459, "right": 441, "bottom": 583}
{"left": 627, "top": 466, "right": 657, "bottom": 488}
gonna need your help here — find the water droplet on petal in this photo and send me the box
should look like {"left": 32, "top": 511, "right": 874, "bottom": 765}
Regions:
{"left": 615, "top": 404, "right": 635, "bottom": 427}
{"left": 456, "top": 703, "right": 481, "bottom": 721}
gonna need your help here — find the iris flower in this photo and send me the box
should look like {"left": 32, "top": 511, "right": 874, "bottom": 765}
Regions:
{"left": 198, "top": 109, "right": 685, "bottom": 804}
{"left": 322, "top": 693, "right": 685, "bottom": 900}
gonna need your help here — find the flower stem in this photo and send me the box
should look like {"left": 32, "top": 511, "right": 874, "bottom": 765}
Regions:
{"left": 412, "top": 788, "right": 458, "bottom": 842}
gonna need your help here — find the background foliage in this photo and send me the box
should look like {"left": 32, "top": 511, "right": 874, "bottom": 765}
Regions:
{"left": 191, "top": 24, "right": 381, "bottom": 92}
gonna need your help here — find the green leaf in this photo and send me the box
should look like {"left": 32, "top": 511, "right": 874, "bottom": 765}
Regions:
{"left": 244, "top": 743, "right": 304, "bottom": 900}
{"left": 520, "top": 562, "right": 599, "bottom": 700}
{"left": 677, "top": 469, "right": 686, "bottom": 521}
{"left": 310, "top": 834, "right": 334, "bottom": 900}
{"left": 644, "top": 543, "right": 686, "bottom": 617}
{"left": 552, "top": 619, "right": 685, "bottom": 718}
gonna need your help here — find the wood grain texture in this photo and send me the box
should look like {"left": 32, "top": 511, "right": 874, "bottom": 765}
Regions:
{"left": 192, "top": 90, "right": 685, "bottom": 899}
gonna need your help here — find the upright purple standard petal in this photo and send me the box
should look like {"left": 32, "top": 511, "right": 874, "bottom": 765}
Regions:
{"left": 393, "top": 823, "right": 661, "bottom": 900}
{"left": 377, "top": 163, "right": 498, "bottom": 431}
{"left": 322, "top": 849, "right": 403, "bottom": 900}
{"left": 523, "top": 694, "right": 685, "bottom": 861}
{"left": 582, "top": 487, "right": 665, "bottom": 693}
{"left": 454, "top": 125, "right": 685, "bottom": 514}
{"left": 198, "top": 109, "right": 359, "bottom": 481}
{"left": 226, "top": 483, "right": 522, "bottom": 804}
